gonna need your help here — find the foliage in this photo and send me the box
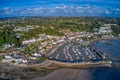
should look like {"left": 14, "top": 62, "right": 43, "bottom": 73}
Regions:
{"left": 0, "top": 17, "right": 120, "bottom": 46}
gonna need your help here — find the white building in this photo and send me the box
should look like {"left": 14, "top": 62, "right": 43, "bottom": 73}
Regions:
{"left": 32, "top": 53, "right": 42, "bottom": 57}
{"left": 99, "top": 27, "right": 112, "bottom": 34}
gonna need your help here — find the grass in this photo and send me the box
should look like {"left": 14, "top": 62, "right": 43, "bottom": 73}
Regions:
{"left": 40, "top": 57, "right": 47, "bottom": 61}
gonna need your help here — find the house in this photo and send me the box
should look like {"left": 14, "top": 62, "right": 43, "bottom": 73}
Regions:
{"left": 29, "top": 57, "right": 37, "bottom": 60}
{"left": 32, "top": 53, "right": 42, "bottom": 57}
{"left": 2, "top": 59, "right": 15, "bottom": 63}
{"left": 22, "top": 59, "right": 28, "bottom": 64}
{"left": 3, "top": 43, "right": 14, "bottom": 49}
{"left": 4, "top": 55, "right": 13, "bottom": 59}
{"left": 68, "top": 37, "right": 75, "bottom": 40}
{"left": 104, "top": 24, "right": 117, "bottom": 27}
{"left": 119, "top": 34, "right": 120, "bottom": 37}
{"left": 99, "top": 27, "right": 112, "bottom": 34}
{"left": 14, "top": 59, "right": 23, "bottom": 64}
{"left": 57, "top": 39, "right": 65, "bottom": 43}
{"left": 45, "top": 44, "right": 52, "bottom": 49}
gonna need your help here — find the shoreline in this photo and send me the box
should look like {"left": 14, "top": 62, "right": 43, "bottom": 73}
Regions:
{"left": 90, "top": 37, "right": 120, "bottom": 44}
{"left": 0, "top": 37, "right": 119, "bottom": 68}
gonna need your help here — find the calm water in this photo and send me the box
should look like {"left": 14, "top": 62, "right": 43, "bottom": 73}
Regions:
{"left": 93, "top": 38, "right": 120, "bottom": 60}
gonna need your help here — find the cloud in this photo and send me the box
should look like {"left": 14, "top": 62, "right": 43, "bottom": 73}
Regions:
{"left": 0, "top": 0, "right": 120, "bottom": 17}
{"left": 0, "top": 5, "right": 120, "bottom": 17}
{"left": 0, "top": 8, "right": 13, "bottom": 14}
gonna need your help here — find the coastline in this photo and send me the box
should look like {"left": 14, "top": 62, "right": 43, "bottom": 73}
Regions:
{"left": 1, "top": 37, "right": 119, "bottom": 68}
{"left": 0, "top": 37, "right": 120, "bottom": 80}
{"left": 90, "top": 37, "right": 120, "bottom": 44}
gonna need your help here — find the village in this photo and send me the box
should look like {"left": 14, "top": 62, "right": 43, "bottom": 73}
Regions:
{"left": 0, "top": 22, "right": 118, "bottom": 65}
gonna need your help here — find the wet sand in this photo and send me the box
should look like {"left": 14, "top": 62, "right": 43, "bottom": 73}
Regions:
{"left": 33, "top": 68, "right": 120, "bottom": 80}
{"left": 0, "top": 63, "right": 120, "bottom": 80}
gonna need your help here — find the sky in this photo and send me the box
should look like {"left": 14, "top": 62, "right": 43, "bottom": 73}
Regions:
{"left": 0, "top": 0, "right": 120, "bottom": 18}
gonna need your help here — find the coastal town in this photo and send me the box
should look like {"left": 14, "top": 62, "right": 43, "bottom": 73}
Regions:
{"left": 0, "top": 17, "right": 119, "bottom": 66}
{"left": 0, "top": 0, "right": 120, "bottom": 80}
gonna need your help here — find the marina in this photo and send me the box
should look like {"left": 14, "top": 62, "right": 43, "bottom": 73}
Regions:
{"left": 48, "top": 42, "right": 105, "bottom": 63}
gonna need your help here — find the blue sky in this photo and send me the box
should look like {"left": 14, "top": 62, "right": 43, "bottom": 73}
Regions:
{"left": 0, "top": 0, "right": 120, "bottom": 17}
